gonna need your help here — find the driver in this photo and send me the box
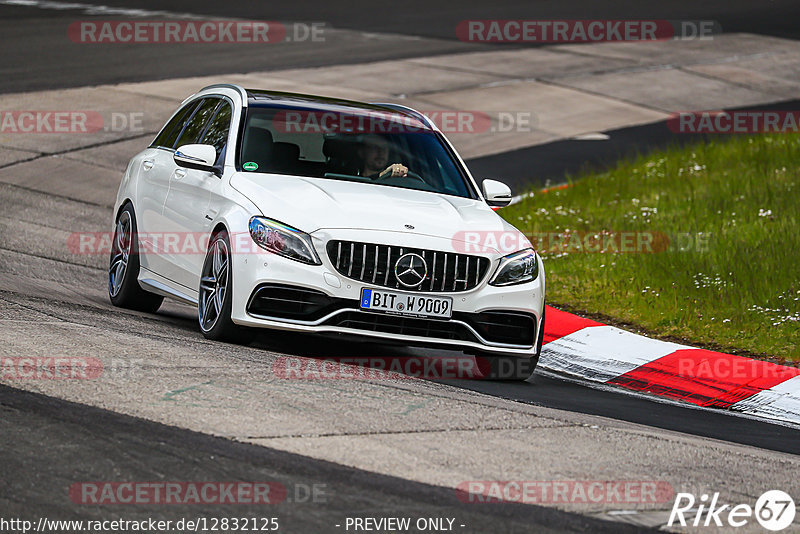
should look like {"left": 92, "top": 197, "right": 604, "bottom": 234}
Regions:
{"left": 358, "top": 134, "right": 408, "bottom": 179}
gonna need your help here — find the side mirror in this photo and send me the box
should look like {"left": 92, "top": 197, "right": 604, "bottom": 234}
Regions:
{"left": 174, "top": 144, "right": 220, "bottom": 175}
{"left": 482, "top": 179, "right": 512, "bottom": 208}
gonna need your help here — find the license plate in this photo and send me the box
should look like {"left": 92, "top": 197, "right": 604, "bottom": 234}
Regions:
{"left": 360, "top": 288, "right": 452, "bottom": 319}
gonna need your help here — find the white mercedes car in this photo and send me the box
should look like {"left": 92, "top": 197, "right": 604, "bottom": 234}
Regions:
{"left": 109, "top": 84, "right": 545, "bottom": 379}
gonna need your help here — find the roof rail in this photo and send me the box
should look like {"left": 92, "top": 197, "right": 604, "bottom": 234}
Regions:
{"left": 371, "top": 102, "right": 436, "bottom": 130}
{"left": 197, "top": 84, "right": 249, "bottom": 106}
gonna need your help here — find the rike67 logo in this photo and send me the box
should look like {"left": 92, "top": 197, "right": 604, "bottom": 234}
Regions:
{"left": 669, "top": 490, "right": 796, "bottom": 530}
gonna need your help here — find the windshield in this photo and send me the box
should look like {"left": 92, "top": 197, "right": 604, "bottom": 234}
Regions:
{"left": 239, "top": 106, "right": 476, "bottom": 199}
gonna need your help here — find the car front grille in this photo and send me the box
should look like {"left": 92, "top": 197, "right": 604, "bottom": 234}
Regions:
{"left": 326, "top": 240, "right": 491, "bottom": 293}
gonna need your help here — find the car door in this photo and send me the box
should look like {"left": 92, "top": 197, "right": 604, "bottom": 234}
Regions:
{"left": 137, "top": 99, "right": 200, "bottom": 276}
{"left": 162, "top": 98, "right": 232, "bottom": 291}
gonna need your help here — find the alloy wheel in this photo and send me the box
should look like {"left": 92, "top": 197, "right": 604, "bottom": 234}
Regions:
{"left": 199, "top": 237, "right": 230, "bottom": 332}
{"left": 108, "top": 210, "right": 132, "bottom": 298}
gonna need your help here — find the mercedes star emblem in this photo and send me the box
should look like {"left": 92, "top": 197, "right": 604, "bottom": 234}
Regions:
{"left": 394, "top": 253, "right": 428, "bottom": 288}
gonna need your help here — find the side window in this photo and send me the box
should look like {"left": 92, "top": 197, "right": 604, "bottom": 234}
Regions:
{"left": 199, "top": 100, "right": 232, "bottom": 165}
{"left": 151, "top": 100, "right": 199, "bottom": 149}
{"left": 174, "top": 98, "right": 219, "bottom": 149}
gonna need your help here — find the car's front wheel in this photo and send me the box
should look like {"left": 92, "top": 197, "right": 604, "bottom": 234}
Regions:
{"left": 108, "top": 203, "right": 164, "bottom": 313}
{"left": 198, "top": 230, "right": 254, "bottom": 344}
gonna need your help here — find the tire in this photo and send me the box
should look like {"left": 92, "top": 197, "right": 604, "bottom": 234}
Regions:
{"left": 108, "top": 203, "right": 164, "bottom": 313}
{"left": 198, "top": 230, "right": 255, "bottom": 344}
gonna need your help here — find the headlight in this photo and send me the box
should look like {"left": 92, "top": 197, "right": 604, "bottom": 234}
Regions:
{"left": 248, "top": 217, "right": 321, "bottom": 265}
{"left": 489, "top": 249, "right": 539, "bottom": 286}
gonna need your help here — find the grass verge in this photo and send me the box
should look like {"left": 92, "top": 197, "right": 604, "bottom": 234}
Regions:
{"left": 501, "top": 134, "right": 799, "bottom": 361}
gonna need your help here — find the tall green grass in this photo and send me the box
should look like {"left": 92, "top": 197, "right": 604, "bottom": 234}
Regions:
{"left": 501, "top": 134, "right": 800, "bottom": 360}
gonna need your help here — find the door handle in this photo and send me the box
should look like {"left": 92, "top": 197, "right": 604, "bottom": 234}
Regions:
{"left": 142, "top": 159, "right": 154, "bottom": 171}
{"left": 174, "top": 169, "right": 186, "bottom": 180}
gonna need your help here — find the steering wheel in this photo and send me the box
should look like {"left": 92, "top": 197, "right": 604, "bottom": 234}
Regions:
{"left": 404, "top": 171, "right": 427, "bottom": 184}
{"left": 379, "top": 169, "right": 426, "bottom": 184}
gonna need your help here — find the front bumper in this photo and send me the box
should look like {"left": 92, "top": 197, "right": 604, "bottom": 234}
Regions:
{"left": 230, "top": 230, "right": 545, "bottom": 357}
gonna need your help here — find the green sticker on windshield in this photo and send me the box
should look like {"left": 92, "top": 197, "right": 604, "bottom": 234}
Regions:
{"left": 243, "top": 161, "right": 258, "bottom": 171}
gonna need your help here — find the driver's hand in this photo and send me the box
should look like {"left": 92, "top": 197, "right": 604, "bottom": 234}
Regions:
{"left": 379, "top": 163, "right": 408, "bottom": 178}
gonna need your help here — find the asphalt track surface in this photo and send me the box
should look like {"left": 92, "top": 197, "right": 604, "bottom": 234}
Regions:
{"left": 67, "top": 0, "right": 800, "bottom": 41}
{"left": 2, "top": 1, "right": 800, "bottom": 532}
{"left": 0, "top": 385, "right": 645, "bottom": 533}
{"left": 3, "top": 0, "right": 800, "bottom": 93}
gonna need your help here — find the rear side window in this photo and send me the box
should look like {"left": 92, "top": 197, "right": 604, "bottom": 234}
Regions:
{"left": 200, "top": 100, "right": 232, "bottom": 165}
{"left": 174, "top": 98, "right": 219, "bottom": 149}
{"left": 151, "top": 100, "right": 199, "bottom": 149}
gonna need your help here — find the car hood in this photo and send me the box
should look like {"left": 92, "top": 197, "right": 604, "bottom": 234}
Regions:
{"left": 230, "top": 172, "right": 526, "bottom": 252}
